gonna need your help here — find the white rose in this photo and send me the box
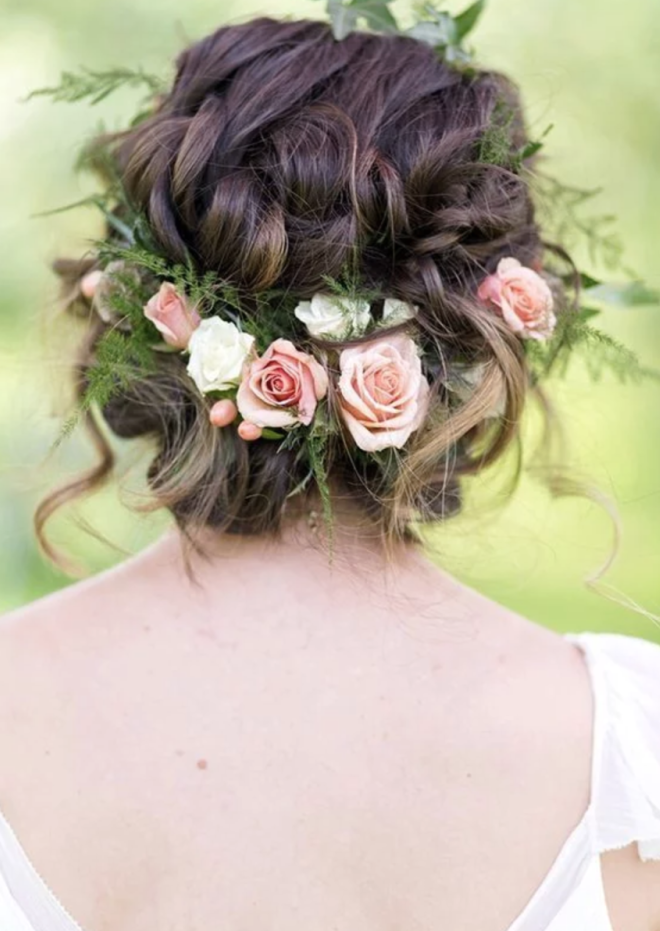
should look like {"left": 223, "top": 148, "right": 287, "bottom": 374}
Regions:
{"left": 187, "top": 318, "right": 255, "bottom": 394}
{"left": 294, "top": 293, "right": 371, "bottom": 338}
{"left": 382, "top": 299, "right": 417, "bottom": 325}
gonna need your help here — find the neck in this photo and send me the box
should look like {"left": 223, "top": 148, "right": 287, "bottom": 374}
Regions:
{"left": 121, "top": 495, "right": 504, "bottom": 647}
{"left": 184, "top": 488, "right": 423, "bottom": 578}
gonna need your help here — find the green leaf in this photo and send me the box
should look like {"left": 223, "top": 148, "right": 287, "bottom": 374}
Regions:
{"left": 99, "top": 208, "right": 136, "bottom": 244}
{"left": 578, "top": 272, "right": 602, "bottom": 290}
{"left": 32, "top": 194, "right": 104, "bottom": 219}
{"left": 453, "top": 0, "right": 487, "bottom": 42}
{"left": 327, "top": 0, "right": 359, "bottom": 39}
{"left": 584, "top": 281, "right": 660, "bottom": 308}
{"left": 577, "top": 306, "right": 602, "bottom": 321}
{"left": 261, "top": 428, "right": 287, "bottom": 441}
{"left": 518, "top": 124, "right": 553, "bottom": 162}
{"left": 326, "top": 0, "right": 398, "bottom": 39}
{"left": 407, "top": 7, "right": 457, "bottom": 46}
{"left": 353, "top": 0, "right": 399, "bottom": 33}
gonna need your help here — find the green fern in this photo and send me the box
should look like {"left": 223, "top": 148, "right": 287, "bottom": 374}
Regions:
{"left": 27, "top": 67, "right": 165, "bottom": 106}
{"left": 532, "top": 175, "right": 625, "bottom": 272}
{"left": 305, "top": 404, "right": 335, "bottom": 557}
{"left": 477, "top": 98, "right": 553, "bottom": 171}
{"left": 98, "top": 242, "right": 248, "bottom": 323}
{"left": 88, "top": 329, "right": 155, "bottom": 404}
{"left": 527, "top": 310, "right": 660, "bottom": 384}
{"left": 57, "top": 323, "right": 158, "bottom": 446}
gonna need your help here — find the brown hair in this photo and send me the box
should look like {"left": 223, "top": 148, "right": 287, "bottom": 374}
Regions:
{"left": 37, "top": 17, "right": 562, "bottom": 560}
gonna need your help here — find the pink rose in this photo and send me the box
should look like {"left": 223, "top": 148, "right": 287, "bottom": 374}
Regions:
{"left": 144, "top": 282, "right": 201, "bottom": 350}
{"left": 237, "top": 338, "right": 328, "bottom": 428}
{"left": 477, "top": 257, "right": 556, "bottom": 341}
{"left": 337, "top": 334, "right": 430, "bottom": 452}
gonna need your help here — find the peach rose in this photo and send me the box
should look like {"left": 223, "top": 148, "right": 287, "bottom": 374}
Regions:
{"left": 337, "top": 334, "right": 430, "bottom": 452}
{"left": 477, "top": 257, "right": 556, "bottom": 341}
{"left": 237, "top": 339, "right": 328, "bottom": 428}
{"left": 144, "top": 282, "right": 201, "bottom": 350}
{"left": 80, "top": 269, "right": 104, "bottom": 300}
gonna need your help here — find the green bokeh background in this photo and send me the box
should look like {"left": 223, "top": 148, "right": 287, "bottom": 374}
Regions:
{"left": 1, "top": 0, "right": 658, "bottom": 637}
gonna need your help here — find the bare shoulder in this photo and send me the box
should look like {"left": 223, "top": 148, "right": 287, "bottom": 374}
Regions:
{"left": 0, "top": 542, "right": 183, "bottom": 797}
{"left": 0, "top": 576, "right": 117, "bottom": 799}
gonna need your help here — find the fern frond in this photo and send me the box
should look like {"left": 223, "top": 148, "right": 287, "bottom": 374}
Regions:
{"left": 531, "top": 174, "right": 625, "bottom": 272}
{"left": 27, "top": 67, "right": 165, "bottom": 106}
{"left": 306, "top": 406, "right": 335, "bottom": 558}
{"left": 527, "top": 312, "right": 660, "bottom": 384}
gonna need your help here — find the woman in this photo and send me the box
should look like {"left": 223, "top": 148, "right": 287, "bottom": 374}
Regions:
{"left": 1, "top": 15, "right": 659, "bottom": 931}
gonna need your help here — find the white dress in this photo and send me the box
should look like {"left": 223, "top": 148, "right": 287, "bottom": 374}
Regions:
{"left": 0, "top": 631, "right": 659, "bottom": 931}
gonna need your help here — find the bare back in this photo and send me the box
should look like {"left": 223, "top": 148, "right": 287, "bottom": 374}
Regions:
{"left": 1, "top": 530, "right": 658, "bottom": 931}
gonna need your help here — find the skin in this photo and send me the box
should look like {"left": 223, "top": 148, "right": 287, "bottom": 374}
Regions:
{"left": 0, "top": 496, "right": 659, "bottom": 931}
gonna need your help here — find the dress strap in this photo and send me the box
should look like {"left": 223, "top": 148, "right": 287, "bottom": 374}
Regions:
{"left": 566, "top": 632, "right": 660, "bottom": 861}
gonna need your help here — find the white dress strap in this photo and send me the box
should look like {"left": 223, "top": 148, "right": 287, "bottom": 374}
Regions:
{"left": 567, "top": 632, "right": 660, "bottom": 861}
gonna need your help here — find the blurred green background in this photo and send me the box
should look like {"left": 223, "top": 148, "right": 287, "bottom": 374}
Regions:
{"left": 1, "top": 0, "right": 658, "bottom": 638}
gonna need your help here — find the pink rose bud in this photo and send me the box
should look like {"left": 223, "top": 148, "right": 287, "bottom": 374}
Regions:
{"left": 209, "top": 399, "right": 238, "bottom": 428}
{"left": 477, "top": 257, "right": 556, "bottom": 341}
{"left": 80, "top": 269, "right": 104, "bottom": 300}
{"left": 238, "top": 421, "right": 263, "bottom": 442}
{"left": 337, "top": 334, "right": 430, "bottom": 452}
{"left": 236, "top": 338, "right": 328, "bottom": 428}
{"left": 143, "top": 282, "right": 202, "bottom": 350}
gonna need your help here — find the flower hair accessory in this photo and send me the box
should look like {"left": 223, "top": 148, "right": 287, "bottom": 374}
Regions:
{"left": 477, "top": 257, "right": 556, "bottom": 341}
{"left": 35, "top": 0, "right": 659, "bottom": 549}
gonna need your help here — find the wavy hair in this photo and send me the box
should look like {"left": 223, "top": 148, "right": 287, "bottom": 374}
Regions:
{"left": 37, "top": 17, "right": 564, "bottom": 559}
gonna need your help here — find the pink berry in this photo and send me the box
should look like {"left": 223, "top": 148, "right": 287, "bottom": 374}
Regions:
{"left": 80, "top": 269, "right": 104, "bottom": 299}
{"left": 209, "top": 399, "right": 238, "bottom": 428}
{"left": 238, "top": 421, "right": 263, "bottom": 442}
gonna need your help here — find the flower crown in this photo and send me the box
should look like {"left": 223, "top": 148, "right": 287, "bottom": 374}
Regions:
{"left": 32, "top": 0, "right": 659, "bottom": 537}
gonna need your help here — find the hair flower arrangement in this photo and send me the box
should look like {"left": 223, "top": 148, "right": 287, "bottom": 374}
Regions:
{"left": 78, "top": 268, "right": 428, "bottom": 452}
{"left": 143, "top": 283, "right": 427, "bottom": 450}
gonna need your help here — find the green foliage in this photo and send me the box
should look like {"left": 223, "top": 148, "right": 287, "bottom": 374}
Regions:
{"left": 407, "top": 0, "right": 486, "bottom": 62}
{"left": 261, "top": 428, "right": 287, "bottom": 441}
{"left": 526, "top": 309, "right": 660, "bottom": 384}
{"left": 584, "top": 280, "right": 660, "bottom": 308}
{"left": 318, "top": 0, "right": 486, "bottom": 62}
{"left": 58, "top": 324, "right": 156, "bottom": 444}
{"left": 98, "top": 241, "right": 246, "bottom": 325}
{"left": 306, "top": 417, "right": 335, "bottom": 558}
{"left": 26, "top": 67, "right": 166, "bottom": 106}
{"left": 321, "top": 268, "right": 379, "bottom": 303}
{"left": 325, "top": 0, "right": 398, "bottom": 39}
{"left": 452, "top": 0, "right": 487, "bottom": 40}
{"left": 518, "top": 124, "right": 554, "bottom": 164}
{"left": 87, "top": 328, "right": 155, "bottom": 406}
{"left": 533, "top": 175, "right": 625, "bottom": 271}
{"left": 477, "top": 100, "right": 553, "bottom": 170}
